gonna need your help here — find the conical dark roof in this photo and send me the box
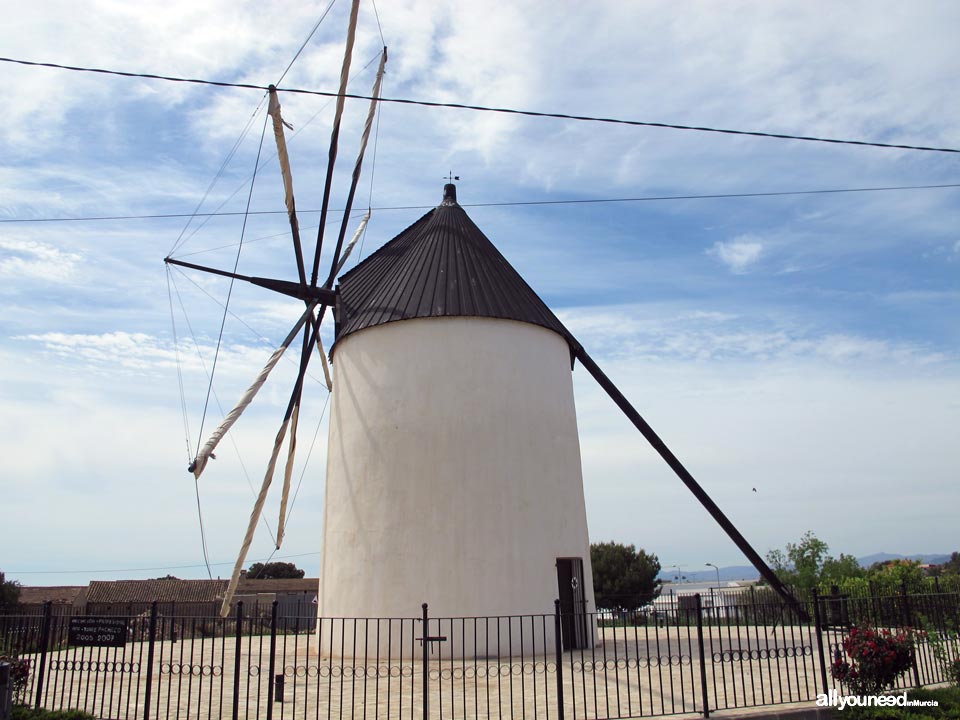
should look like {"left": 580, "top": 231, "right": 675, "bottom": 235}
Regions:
{"left": 333, "top": 185, "right": 572, "bottom": 352}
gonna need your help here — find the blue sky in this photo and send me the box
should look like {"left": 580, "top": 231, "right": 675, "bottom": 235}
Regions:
{"left": 1, "top": 1, "right": 958, "bottom": 588}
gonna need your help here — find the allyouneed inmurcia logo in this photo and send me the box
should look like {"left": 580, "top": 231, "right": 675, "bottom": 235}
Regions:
{"left": 816, "top": 690, "right": 939, "bottom": 710}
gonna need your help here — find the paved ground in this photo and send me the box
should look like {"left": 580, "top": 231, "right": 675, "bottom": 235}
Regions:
{"left": 25, "top": 626, "right": 936, "bottom": 720}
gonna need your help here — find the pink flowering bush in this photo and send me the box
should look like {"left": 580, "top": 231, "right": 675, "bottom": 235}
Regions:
{"left": 830, "top": 625, "right": 916, "bottom": 695}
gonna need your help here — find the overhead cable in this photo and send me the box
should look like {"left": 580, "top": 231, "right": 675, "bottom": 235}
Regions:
{"left": 3, "top": 56, "right": 959, "bottom": 154}
{"left": 4, "top": 182, "right": 959, "bottom": 225}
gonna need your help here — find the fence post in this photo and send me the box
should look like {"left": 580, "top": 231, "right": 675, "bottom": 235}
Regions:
{"left": 421, "top": 604, "right": 429, "bottom": 720}
{"left": 232, "top": 602, "right": 243, "bottom": 720}
{"left": 811, "top": 588, "right": 829, "bottom": 695}
{"left": 266, "top": 601, "right": 278, "bottom": 719}
{"left": 1, "top": 661, "right": 13, "bottom": 720}
{"left": 554, "top": 600, "right": 565, "bottom": 720}
{"left": 142, "top": 601, "right": 158, "bottom": 720}
{"left": 694, "top": 595, "right": 710, "bottom": 718}
{"left": 900, "top": 582, "right": 922, "bottom": 687}
{"left": 32, "top": 601, "right": 53, "bottom": 710}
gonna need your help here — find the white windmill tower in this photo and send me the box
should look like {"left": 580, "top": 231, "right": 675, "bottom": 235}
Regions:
{"left": 320, "top": 182, "right": 595, "bottom": 637}
{"left": 167, "top": 0, "right": 808, "bottom": 661}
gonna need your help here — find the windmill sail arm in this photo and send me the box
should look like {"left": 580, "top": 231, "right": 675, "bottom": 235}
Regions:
{"left": 219, "top": 414, "right": 293, "bottom": 617}
{"left": 267, "top": 86, "right": 308, "bottom": 289}
{"left": 164, "top": 257, "right": 336, "bottom": 304}
{"left": 570, "top": 341, "right": 810, "bottom": 622}
{"left": 310, "top": 0, "right": 361, "bottom": 287}
{"left": 331, "top": 210, "right": 370, "bottom": 279}
{"left": 315, "top": 333, "right": 333, "bottom": 390}
{"left": 276, "top": 313, "right": 316, "bottom": 547}
{"left": 325, "top": 48, "right": 387, "bottom": 288}
{"left": 275, "top": 401, "right": 300, "bottom": 548}
{"left": 190, "top": 303, "right": 316, "bottom": 479}
{"left": 219, "top": 310, "right": 322, "bottom": 615}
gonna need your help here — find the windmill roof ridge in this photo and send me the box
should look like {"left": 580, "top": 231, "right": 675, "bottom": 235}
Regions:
{"left": 332, "top": 188, "right": 573, "bottom": 352}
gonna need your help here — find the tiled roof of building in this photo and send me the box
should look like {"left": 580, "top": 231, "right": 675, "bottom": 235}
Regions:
{"left": 237, "top": 578, "right": 318, "bottom": 595}
{"left": 85, "top": 579, "right": 228, "bottom": 604}
{"left": 333, "top": 184, "right": 572, "bottom": 352}
{"left": 78, "top": 577, "right": 320, "bottom": 604}
{"left": 18, "top": 586, "right": 87, "bottom": 605}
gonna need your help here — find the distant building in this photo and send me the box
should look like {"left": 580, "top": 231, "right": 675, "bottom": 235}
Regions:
{"left": 16, "top": 585, "right": 87, "bottom": 610}
{"left": 15, "top": 575, "right": 318, "bottom": 623}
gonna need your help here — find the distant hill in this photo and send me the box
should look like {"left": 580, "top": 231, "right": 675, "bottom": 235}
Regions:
{"left": 656, "top": 552, "right": 952, "bottom": 583}
{"left": 658, "top": 566, "right": 759, "bottom": 582}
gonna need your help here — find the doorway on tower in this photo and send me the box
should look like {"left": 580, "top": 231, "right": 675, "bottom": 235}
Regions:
{"left": 556, "top": 557, "right": 588, "bottom": 651}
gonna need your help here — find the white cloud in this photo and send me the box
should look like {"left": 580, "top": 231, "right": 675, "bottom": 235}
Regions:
{"left": 557, "top": 304, "right": 949, "bottom": 366}
{"left": 707, "top": 236, "right": 764, "bottom": 274}
{"left": 0, "top": 238, "right": 82, "bottom": 281}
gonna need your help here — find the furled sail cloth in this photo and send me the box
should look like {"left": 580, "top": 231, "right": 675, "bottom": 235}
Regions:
{"left": 190, "top": 303, "right": 315, "bottom": 479}
{"left": 219, "top": 412, "right": 294, "bottom": 617}
{"left": 267, "top": 86, "right": 310, "bottom": 288}
{"left": 331, "top": 210, "right": 371, "bottom": 278}
{"left": 275, "top": 402, "right": 300, "bottom": 548}
{"left": 268, "top": 91, "right": 297, "bottom": 233}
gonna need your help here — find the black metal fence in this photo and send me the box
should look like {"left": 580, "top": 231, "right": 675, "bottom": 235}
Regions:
{"left": 2, "top": 587, "right": 958, "bottom": 720}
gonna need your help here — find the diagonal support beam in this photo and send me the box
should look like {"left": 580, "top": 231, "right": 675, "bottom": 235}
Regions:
{"left": 570, "top": 340, "right": 810, "bottom": 621}
{"left": 164, "top": 257, "right": 337, "bottom": 306}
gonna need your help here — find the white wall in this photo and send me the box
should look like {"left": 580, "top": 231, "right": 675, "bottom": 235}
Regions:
{"left": 320, "top": 317, "right": 595, "bottom": 657}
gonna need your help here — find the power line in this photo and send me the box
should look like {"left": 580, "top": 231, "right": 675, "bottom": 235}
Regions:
{"left": 3, "top": 55, "right": 959, "bottom": 154}
{"left": 3, "top": 183, "right": 959, "bottom": 226}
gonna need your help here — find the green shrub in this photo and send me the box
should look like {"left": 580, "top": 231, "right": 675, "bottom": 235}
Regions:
{"left": 11, "top": 708, "right": 98, "bottom": 720}
{"left": 831, "top": 686, "right": 960, "bottom": 719}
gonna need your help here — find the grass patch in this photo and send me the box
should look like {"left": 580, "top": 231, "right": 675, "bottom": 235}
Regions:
{"left": 11, "top": 707, "right": 98, "bottom": 720}
{"left": 831, "top": 686, "right": 960, "bottom": 719}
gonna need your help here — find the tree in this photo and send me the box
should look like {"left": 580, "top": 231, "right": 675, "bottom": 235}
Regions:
{"left": 0, "top": 571, "right": 21, "bottom": 611}
{"left": 766, "top": 531, "right": 829, "bottom": 590}
{"left": 246, "top": 562, "right": 305, "bottom": 579}
{"left": 938, "top": 552, "right": 960, "bottom": 575}
{"left": 867, "top": 559, "right": 926, "bottom": 590}
{"left": 766, "top": 531, "right": 863, "bottom": 591}
{"left": 821, "top": 553, "right": 865, "bottom": 585}
{"left": 590, "top": 542, "right": 662, "bottom": 611}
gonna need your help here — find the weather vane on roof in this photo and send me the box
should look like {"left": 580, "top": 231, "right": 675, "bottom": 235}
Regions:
{"left": 445, "top": 171, "right": 460, "bottom": 182}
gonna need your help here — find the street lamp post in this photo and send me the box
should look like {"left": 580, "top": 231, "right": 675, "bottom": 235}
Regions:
{"left": 705, "top": 562, "right": 721, "bottom": 589}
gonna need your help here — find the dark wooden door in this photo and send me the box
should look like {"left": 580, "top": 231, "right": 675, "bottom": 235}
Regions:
{"left": 556, "top": 557, "right": 586, "bottom": 650}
